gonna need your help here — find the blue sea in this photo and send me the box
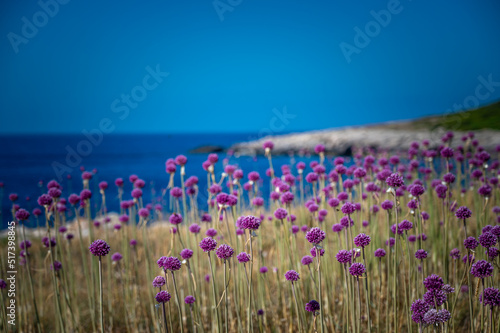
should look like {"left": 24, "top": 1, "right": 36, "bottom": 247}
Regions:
{"left": 0, "top": 133, "right": 303, "bottom": 229}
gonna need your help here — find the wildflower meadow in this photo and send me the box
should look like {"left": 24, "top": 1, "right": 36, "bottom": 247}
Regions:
{"left": 2, "top": 131, "right": 500, "bottom": 333}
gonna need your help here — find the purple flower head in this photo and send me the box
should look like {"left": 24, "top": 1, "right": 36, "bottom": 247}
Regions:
{"left": 423, "top": 290, "right": 447, "bottom": 308}
{"left": 260, "top": 266, "right": 268, "bottom": 274}
{"left": 155, "top": 290, "right": 171, "bottom": 303}
{"left": 111, "top": 252, "right": 123, "bottom": 262}
{"left": 449, "top": 248, "right": 460, "bottom": 259}
{"left": 423, "top": 274, "right": 444, "bottom": 291}
{"left": 80, "top": 189, "right": 92, "bottom": 201}
{"left": 138, "top": 208, "right": 149, "bottom": 218}
{"left": 455, "top": 206, "right": 472, "bottom": 220}
{"left": 411, "top": 299, "right": 430, "bottom": 323}
{"left": 20, "top": 240, "right": 32, "bottom": 250}
{"left": 486, "top": 247, "right": 499, "bottom": 260}
{"left": 464, "top": 236, "right": 479, "bottom": 250}
{"left": 332, "top": 223, "right": 343, "bottom": 233}
{"left": 442, "top": 284, "right": 455, "bottom": 294}
{"left": 37, "top": 194, "right": 53, "bottom": 207}
{"left": 386, "top": 173, "right": 404, "bottom": 188}
{"left": 199, "top": 237, "right": 217, "bottom": 252}
{"left": 415, "top": 249, "right": 428, "bottom": 260}
{"left": 305, "top": 172, "right": 319, "bottom": 183}
{"left": 157, "top": 256, "right": 182, "bottom": 271}
{"left": 478, "top": 184, "right": 492, "bottom": 197}
{"left": 169, "top": 213, "right": 183, "bottom": 225}
{"left": 274, "top": 208, "right": 288, "bottom": 220}
{"left": 48, "top": 188, "right": 62, "bottom": 199}
{"left": 410, "top": 184, "right": 425, "bottom": 197}
{"left": 340, "top": 216, "right": 354, "bottom": 228}
{"left": 386, "top": 237, "right": 395, "bottom": 247}
{"left": 152, "top": 276, "right": 166, "bottom": 288}
{"left": 470, "top": 260, "right": 494, "bottom": 278}
{"left": 189, "top": 223, "right": 201, "bottom": 234}
{"left": 15, "top": 208, "right": 30, "bottom": 221}
{"left": 291, "top": 225, "right": 300, "bottom": 234}
{"left": 328, "top": 197, "right": 340, "bottom": 208}
{"left": 479, "top": 232, "right": 497, "bottom": 248}
{"left": 177, "top": 248, "right": 193, "bottom": 261}
{"left": 237, "top": 252, "right": 250, "bottom": 263}
{"left": 301, "top": 255, "right": 313, "bottom": 265}
{"left": 349, "top": 263, "right": 365, "bottom": 277}
{"left": 381, "top": 200, "right": 394, "bottom": 210}
{"left": 305, "top": 300, "right": 320, "bottom": 314}
{"left": 239, "top": 215, "right": 261, "bottom": 230}
{"left": 399, "top": 220, "right": 413, "bottom": 231}
{"left": 215, "top": 244, "right": 234, "bottom": 260}
{"left": 285, "top": 270, "right": 300, "bottom": 282}
{"left": 480, "top": 288, "right": 500, "bottom": 308}
{"left": 440, "top": 147, "right": 454, "bottom": 158}
{"left": 353, "top": 233, "right": 371, "bottom": 248}
{"left": 305, "top": 227, "right": 326, "bottom": 245}
{"left": 51, "top": 260, "right": 62, "bottom": 271}
{"left": 206, "top": 228, "right": 217, "bottom": 237}
{"left": 185, "top": 295, "right": 196, "bottom": 305}
{"left": 374, "top": 248, "right": 386, "bottom": 258}
{"left": 336, "top": 250, "right": 352, "bottom": 264}
{"left": 171, "top": 187, "right": 183, "bottom": 198}
{"left": 310, "top": 247, "right": 325, "bottom": 257}
{"left": 130, "top": 239, "right": 137, "bottom": 247}
{"left": 341, "top": 202, "right": 356, "bottom": 215}
{"left": 89, "top": 239, "right": 110, "bottom": 257}
{"left": 0, "top": 280, "right": 7, "bottom": 289}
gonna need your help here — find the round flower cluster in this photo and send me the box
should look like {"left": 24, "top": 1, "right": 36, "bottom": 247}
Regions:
{"left": 237, "top": 252, "right": 250, "bottom": 263}
{"left": 423, "top": 274, "right": 444, "bottom": 291}
{"left": 152, "top": 276, "right": 166, "bottom": 288}
{"left": 349, "top": 263, "right": 366, "bottom": 277}
{"left": 305, "top": 300, "right": 320, "bottom": 313}
{"left": 185, "top": 295, "right": 196, "bottom": 305}
{"left": 480, "top": 287, "right": 500, "bottom": 308}
{"left": 199, "top": 237, "right": 217, "bottom": 252}
{"left": 89, "top": 239, "right": 110, "bottom": 257}
{"left": 463, "top": 237, "right": 479, "bottom": 250}
{"left": 239, "top": 215, "right": 261, "bottom": 230}
{"left": 180, "top": 248, "right": 194, "bottom": 260}
{"left": 274, "top": 208, "right": 288, "bottom": 220}
{"left": 374, "top": 248, "right": 386, "bottom": 258}
{"left": 353, "top": 233, "right": 371, "bottom": 248}
{"left": 341, "top": 202, "right": 356, "bottom": 215}
{"left": 157, "top": 256, "right": 182, "bottom": 271}
{"left": 478, "top": 232, "right": 497, "bottom": 248}
{"left": 301, "top": 255, "right": 313, "bottom": 265}
{"left": 470, "top": 260, "right": 494, "bottom": 278}
{"left": 415, "top": 249, "right": 428, "bottom": 260}
{"left": 386, "top": 173, "right": 404, "bottom": 188}
{"left": 284, "top": 270, "right": 300, "bottom": 282}
{"left": 305, "top": 227, "right": 326, "bottom": 245}
{"left": 216, "top": 244, "right": 234, "bottom": 260}
{"left": 155, "top": 290, "right": 171, "bottom": 303}
{"left": 169, "top": 213, "right": 183, "bottom": 225}
{"left": 411, "top": 299, "right": 430, "bottom": 323}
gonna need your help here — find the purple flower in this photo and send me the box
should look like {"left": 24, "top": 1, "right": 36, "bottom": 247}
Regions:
{"left": 305, "top": 300, "right": 320, "bottom": 313}
{"left": 15, "top": 208, "right": 30, "bottom": 221}
{"left": 386, "top": 237, "right": 395, "bottom": 247}
{"left": 199, "top": 237, "right": 217, "bottom": 252}
{"left": 88, "top": 239, "right": 110, "bottom": 256}
{"left": 206, "top": 228, "right": 217, "bottom": 237}
{"left": 285, "top": 270, "right": 300, "bottom": 282}
{"left": 349, "top": 263, "right": 366, "bottom": 277}
{"left": 130, "top": 239, "right": 137, "bottom": 247}
{"left": 155, "top": 290, "right": 171, "bottom": 303}
{"left": 440, "top": 147, "right": 454, "bottom": 158}
{"left": 111, "top": 252, "right": 123, "bottom": 262}
{"left": 332, "top": 224, "right": 343, "bottom": 233}
{"left": 455, "top": 206, "right": 472, "bottom": 219}
{"left": 169, "top": 213, "right": 183, "bottom": 225}
{"left": 37, "top": 194, "right": 53, "bottom": 206}
{"left": 152, "top": 276, "right": 166, "bottom": 288}
{"left": 442, "top": 284, "right": 455, "bottom": 294}
{"left": 189, "top": 223, "right": 201, "bottom": 234}
{"left": 478, "top": 185, "right": 492, "bottom": 197}
{"left": 260, "top": 266, "right": 268, "bottom": 274}
{"left": 386, "top": 173, "right": 404, "bottom": 188}
{"left": 410, "top": 184, "right": 425, "bottom": 197}
{"left": 464, "top": 237, "right": 479, "bottom": 250}
{"left": 411, "top": 299, "right": 430, "bottom": 323}
{"left": 305, "top": 227, "right": 326, "bottom": 245}
{"left": 274, "top": 208, "right": 288, "bottom": 220}
{"left": 381, "top": 200, "right": 394, "bottom": 210}
{"left": 336, "top": 250, "right": 352, "bottom": 264}
{"left": 80, "top": 189, "right": 92, "bottom": 201}
{"left": 301, "top": 255, "right": 313, "bottom": 265}
{"left": 374, "top": 248, "right": 386, "bottom": 258}
{"left": 341, "top": 202, "right": 356, "bottom": 215}
{"left": 180, "top": 248, "right": 194, "bottom": 260}
{"left": 450, "top": 248, "right": 460, "bottom": 259}
{"left": 185, "top": 295, "right": 196, "bottom": 305}
{"left": 470, "top": 260, "right": 493, "bottom": 278}
{"left": 415, "top": 249, "right": 428, "bottom": 260}
{"left": 216, "top": 244, "right": 234, "bottom": 260}
{"left": 480, "top": 288, "right": 500, "bottom": 308}
{"left": 138, "top": 208, "right": 149, "bottom": 218}
{"left": 353, "top": 233, "right": 371, "bottom": 248}
{"left": 51, "top": 260, "right": 62, "bottom": 271}
{"left": 310, "top": 247, "right": 325, "bottom": 257}
{"left": 0, "top": 280, "right": 7, "bottom": 289}
{"left": 423, "top": 290, "right": 447, "bottom": 307}
{"left": 236, "top": 252, "right": 250, "bottom": 263}
{"left": 479, "top": 232, "right": 497, "bottom": 248}
{"left": 399, "top": 220, "right": 413, "bottom": 231}
{"left": 423, "top": 274, "right": 444, "bottom": 291}
{"left": 157, "top": 256, "right": 182, "bottom": 271}
{"left": 239, "top": 215, "right": 261, "bottom": 230}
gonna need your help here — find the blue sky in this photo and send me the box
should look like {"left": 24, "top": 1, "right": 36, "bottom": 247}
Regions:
{"left": 1, "top": 0, "right": 500, "bottom": 134}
